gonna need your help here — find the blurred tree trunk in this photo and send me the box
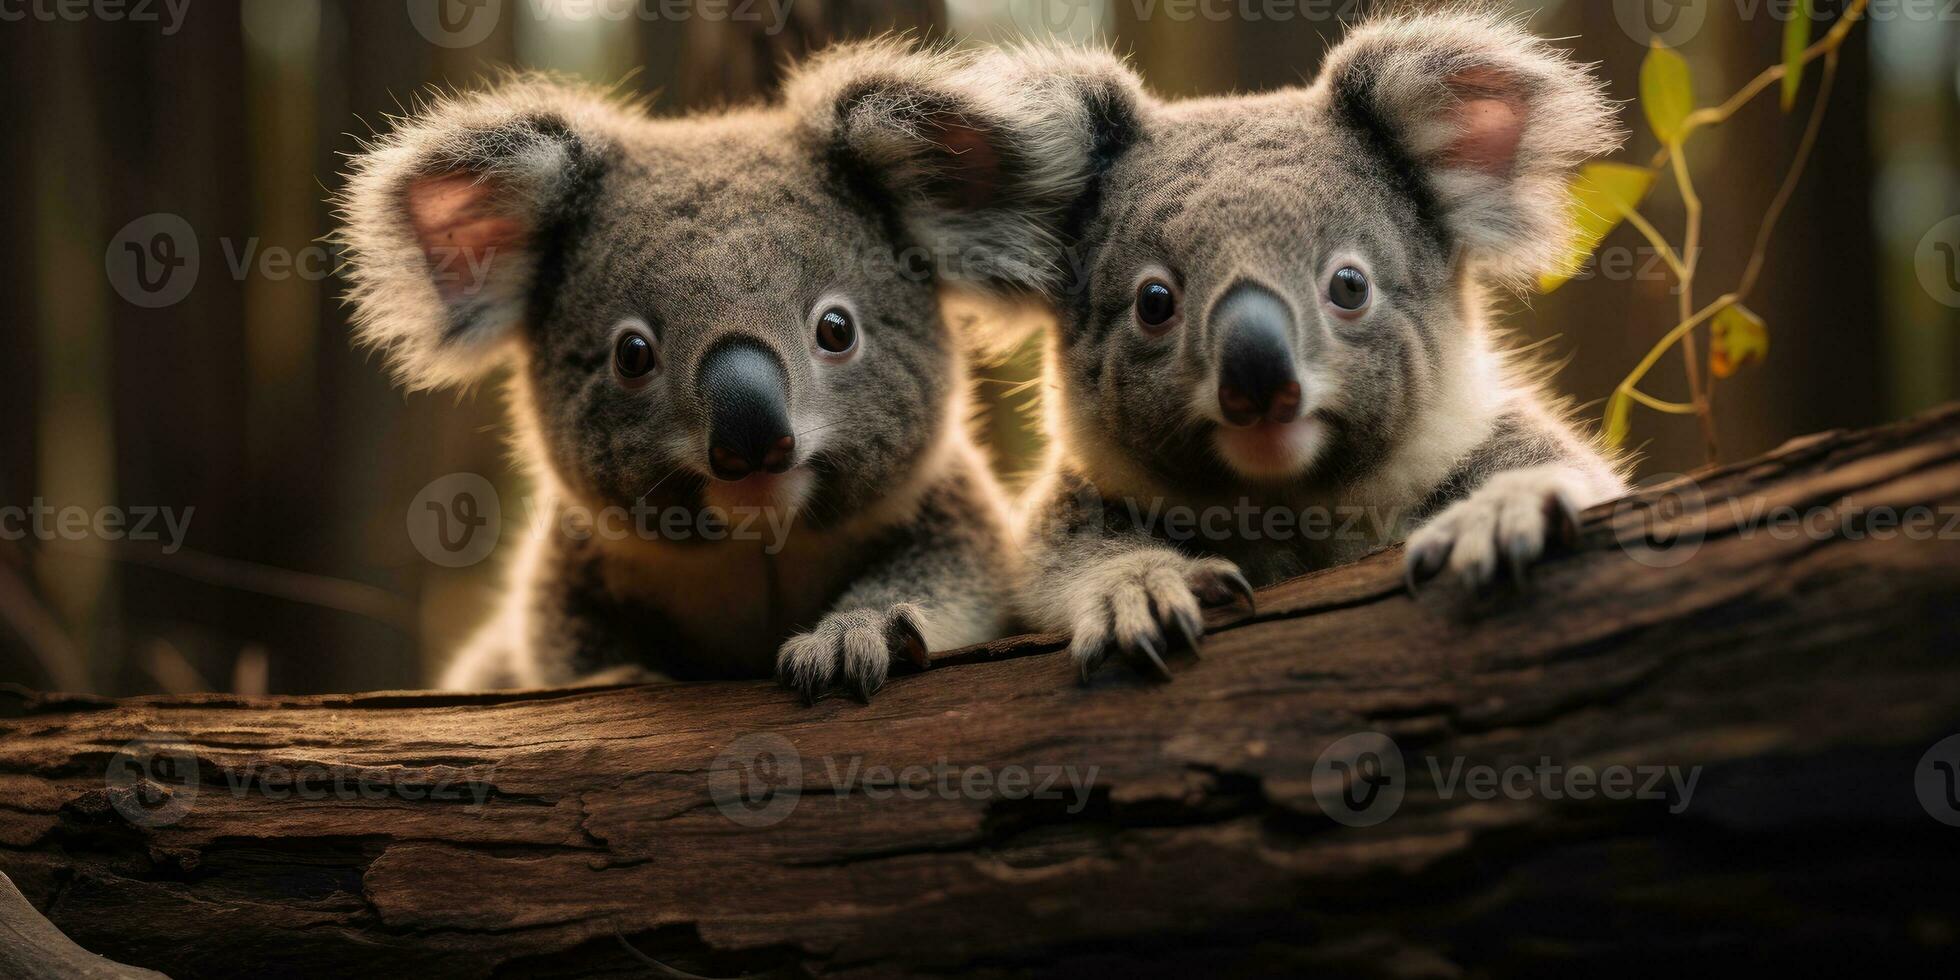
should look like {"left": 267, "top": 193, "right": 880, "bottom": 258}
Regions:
{"left": 675, "top": 0, "right": 944, "bottom": 107}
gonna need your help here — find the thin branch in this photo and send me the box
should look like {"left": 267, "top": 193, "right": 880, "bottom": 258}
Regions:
{"left": 1738, "top": 48, "right": 1841, "bottom": 299}
{"left": 1621, "top": 208, "right": 1689, "bottom": 280}
{"left": 1625, "top": 388, "right": 1699, "bottom": 414}
{"left": 1621, "top": 292, "right": 1743, "bottom": 396}
{"left": 1670, "top": 146, "right": 1720, "bottom": 462}
{"left": 1644, "top": 0, "right": 1870, "bottom": 171}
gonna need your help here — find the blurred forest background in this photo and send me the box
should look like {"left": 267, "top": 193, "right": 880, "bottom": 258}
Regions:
{"left": 0, "top": 0, "right": 1956, "bottom": 695}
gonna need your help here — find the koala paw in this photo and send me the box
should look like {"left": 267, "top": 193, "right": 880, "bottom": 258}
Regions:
{"left": 1405, "top": 466, "right": 1590, "bottom": 591}
{"left": 1065, "top": 551, "right": 1255, "bottom": 683}
{"left": 776, "top": 604, "right": 929, "bottom": 704}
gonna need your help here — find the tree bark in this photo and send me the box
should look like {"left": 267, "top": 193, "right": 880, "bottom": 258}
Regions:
{"left": 5, "top": 405, "right": 1960, "bottom": 978}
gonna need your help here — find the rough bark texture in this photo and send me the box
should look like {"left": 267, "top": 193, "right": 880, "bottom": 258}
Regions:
{"left": 5, "top": 406, "right": 1960, "bottom": 979}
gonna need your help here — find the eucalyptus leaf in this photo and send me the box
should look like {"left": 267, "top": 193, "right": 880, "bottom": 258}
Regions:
{"left": 1641, "top": 41, "right": 1695, "bottom": 144}
{"left": 1710, "top": 304, "right": 1769, "bottom": 379}
{"left": 1540, "top": 163, "right": 1658, "bottom": 293}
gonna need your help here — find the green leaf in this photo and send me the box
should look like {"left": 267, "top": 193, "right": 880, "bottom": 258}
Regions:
{"left": 1539, "top": 163, "right": 1659, "bottom": 293}
{"left": 1710, "top": 304, "right": 1769, "bottom": 379}
{"left": 1604, "top": 388, "right": 1633, "bottom": 449}
{"left": 1782, "top": 0, "right": 1813, "bottom": 111}
{"left": 1641, "top": 41, "right": 1695, "bottom": 144}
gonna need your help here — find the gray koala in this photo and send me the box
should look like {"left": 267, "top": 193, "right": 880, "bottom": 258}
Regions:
{"left": 958, "top": 10, "right": 1630, "bottom": 678}
{"left": 336, "top": 45, "right": 1036, "bottom": 700}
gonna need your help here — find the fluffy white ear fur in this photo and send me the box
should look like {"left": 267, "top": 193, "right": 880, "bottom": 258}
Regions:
{"left": 1317, "top": 9, "right": 1623, "bottom": 285}
{"left": 787, "top": 40, "right": 1146, "bottom": 291}
{"left": 336, "top": 79, "right": 622, "bottom": 390}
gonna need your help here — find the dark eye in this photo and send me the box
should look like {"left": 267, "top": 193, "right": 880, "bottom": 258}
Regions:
{"left": 815, "top": 307, "right": 857, "bottom": 356}
{"left": 1328, "top": 266, "right": 1371, "bottom": 313}
{"left": 614, "top": 330, "right": 658, "bottom": 385}
{"left": 1135, "top": 278, "right": 1179, "bottom": 333}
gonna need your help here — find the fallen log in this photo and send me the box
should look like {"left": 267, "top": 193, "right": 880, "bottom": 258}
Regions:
{"left": 4, "top": 405, "right": 1960, "bottom": 978}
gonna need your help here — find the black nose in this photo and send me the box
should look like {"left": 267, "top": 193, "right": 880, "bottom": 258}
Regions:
{"left": 698, "top": 342, "right": 795, "bottom": 480}
{"left": 1214, "top": 281, "right": 1302, "bottom": 427}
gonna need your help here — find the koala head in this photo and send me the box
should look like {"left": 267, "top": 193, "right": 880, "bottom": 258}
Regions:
{"left": 975, "top": 11, "right": 1619, "bottom": 495}
{"left": 338, "top": 47, "right": 1083, "bottom": 534}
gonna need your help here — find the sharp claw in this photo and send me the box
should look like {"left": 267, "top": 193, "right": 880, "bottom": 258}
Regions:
{"left": 892, "top": 612, "right": 930, "bottom": 669}
{"left": 1404, "top": 562, "right": 1422, "bottom": 597}
{"left": 1133, "top": 634, "right": 1173, "bottom": 681}
{"left": 1171, "top": 609, "right": 1204, "bottom": 655}
{"left": 1223, "top": 570, "right": 1257, "bottom": 615}
{"left": 849, "top": 676, "right": 878, "bottom": 704}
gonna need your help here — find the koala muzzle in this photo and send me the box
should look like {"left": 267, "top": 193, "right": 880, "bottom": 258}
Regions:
{"left": 1214, "top": 281, "right": 1302, "bottom": 427}
{"left": 698, "top": 342, "right": 796, "bottom": 481}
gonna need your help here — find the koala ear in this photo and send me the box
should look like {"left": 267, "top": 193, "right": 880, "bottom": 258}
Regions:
{"left": 788, "top": 42, "right": 1145, "bottom": 291}
{"left": 1317, "top": 10, "right": 1623, "bottom": 284}
{"left": 336, "top": 80, "right": 616, "bottom": 390}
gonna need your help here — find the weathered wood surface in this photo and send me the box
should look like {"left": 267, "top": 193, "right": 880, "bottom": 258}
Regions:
{"left": 5, "top": 406, "right": 1960, "bottom": 978}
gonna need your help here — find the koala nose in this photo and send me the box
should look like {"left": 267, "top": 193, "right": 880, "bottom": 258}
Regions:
{"left": 698, "top": 342, "right": 796, "bottom": 481}
{"left": 1214, "top": 281, "right": 1302, "bottom": 427}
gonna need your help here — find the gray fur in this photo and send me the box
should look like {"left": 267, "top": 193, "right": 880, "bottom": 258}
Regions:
{"left": 956, "top": 9, "right": 1630, "bottom": 676}
{"left": 335, "top": 47, "right": 1028, "bottom": 699}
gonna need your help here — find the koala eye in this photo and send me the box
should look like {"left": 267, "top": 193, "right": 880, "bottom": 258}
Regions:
{"left": 815, "top": 306, "right": 858, "bottom": 357}
{"left": 1327, "top": 266, "right": 1371, "bottom": 315}
{"left": 1135, "top": 278, "right": 1180, "bottom": 334}
{"left": 613, "top": 327, "right": 660, "bottom": 386}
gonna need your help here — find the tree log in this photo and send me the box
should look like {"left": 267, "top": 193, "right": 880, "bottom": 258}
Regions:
{"left": 5, "top": 406, "right": 1960, "bottom": 978}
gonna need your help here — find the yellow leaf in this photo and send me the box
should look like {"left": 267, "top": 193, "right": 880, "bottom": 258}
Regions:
{"left": 1710, "top": 304, "right": 1769, "bottom": 379}
{"left": 1641, "top": 42, "right": 1695, "bottom": 145}
{"left": 1604, "top": 388, "right": 1632, "bottom": 449}
{"left": 1782, "top": 0, "right": 1813, "bottom": 111}
{"left": 1539, "top": 163, "right": 1659, "bottom": 293}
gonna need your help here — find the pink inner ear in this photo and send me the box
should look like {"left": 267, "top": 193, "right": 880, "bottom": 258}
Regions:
{"left": 404, "top": 173, "right": 528, "bottom": 297}
{"left": 1443, "top": 68, "right": 1526, "bottom": 176}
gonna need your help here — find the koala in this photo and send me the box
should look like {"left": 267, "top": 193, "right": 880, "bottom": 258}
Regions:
{"left": 336, "top": 46, "right": 1038, "bottom": 701}
{"left": 961, "top": 10, "right": 1631, "bottom": 679}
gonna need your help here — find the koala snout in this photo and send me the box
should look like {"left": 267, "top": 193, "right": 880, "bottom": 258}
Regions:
{"left": 1213, "top": 281, "right": 1302, "bottom": 427}
{"left": 697, "top": 341, "right": 796, "bottom": 481}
